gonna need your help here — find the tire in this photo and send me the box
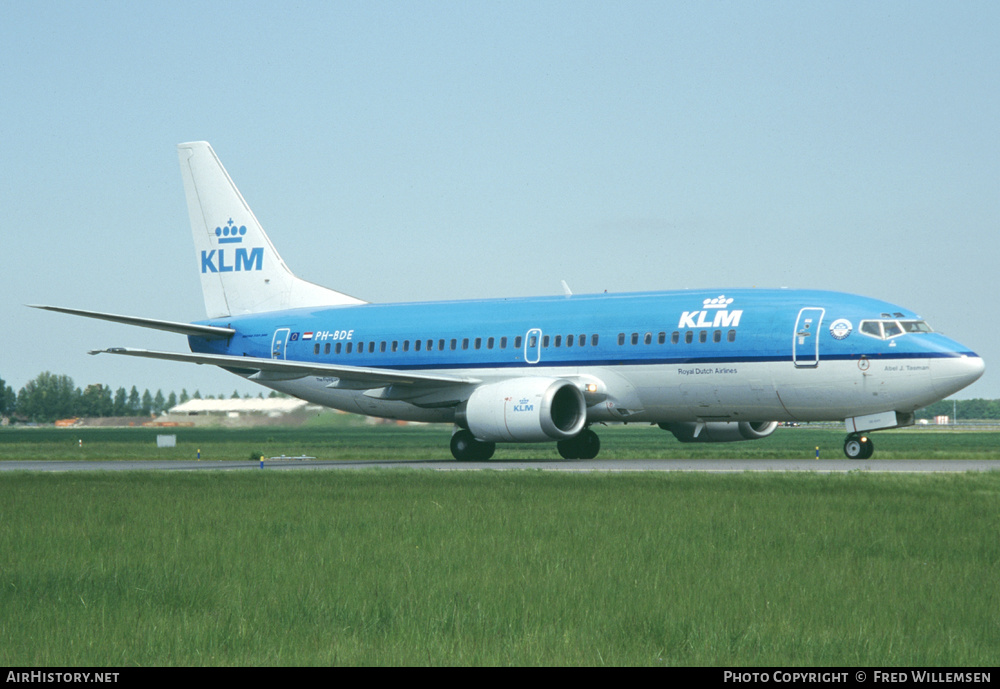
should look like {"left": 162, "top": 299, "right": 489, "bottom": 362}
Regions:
{"left": 844, "top": 437, "right": 864, "bottom": 459}
{"left": 860, "top": 437, "right": 874, "bottom": 460}
{"left": 556, "top": 429, "right": 601, "bottom": 460}
{"left": 577, "top": 429, "right": 600, "bottom": 460}
{"left": 451, "top": 430, "right": 495, "bottom": 461}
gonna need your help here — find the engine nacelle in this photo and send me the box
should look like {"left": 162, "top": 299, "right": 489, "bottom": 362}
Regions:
{"left": 458, "top": 378, "right": 587, "bottom": 442}
{"left": 659, "top": 420, "right": 779, "bottom": 443}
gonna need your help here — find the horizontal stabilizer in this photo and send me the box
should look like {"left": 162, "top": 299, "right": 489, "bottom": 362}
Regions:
{"left": 88, "top": 347, "right": 481, "bottom": 387}
{"left": 28, "top": 305, "right": 235, "bottom": 339}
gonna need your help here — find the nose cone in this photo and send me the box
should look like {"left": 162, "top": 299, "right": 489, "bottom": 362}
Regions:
{"left": 932, "top": 354, "right": 986, "bottom": 398}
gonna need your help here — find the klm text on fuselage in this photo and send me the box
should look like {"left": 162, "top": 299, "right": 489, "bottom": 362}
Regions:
{"left": 201, "top": 247, "right": 264, "bottom": 273}
{"left": 677, "top": 309, "right": 743, "bottom": 329}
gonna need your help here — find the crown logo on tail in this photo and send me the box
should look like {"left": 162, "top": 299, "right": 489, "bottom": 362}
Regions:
{"left": 215, "top": 218, "right": 246, "bottom": 244}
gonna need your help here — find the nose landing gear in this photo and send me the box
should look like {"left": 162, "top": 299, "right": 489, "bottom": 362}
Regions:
{"left": 844, "top": 434, "right": 874, "bottom": 459}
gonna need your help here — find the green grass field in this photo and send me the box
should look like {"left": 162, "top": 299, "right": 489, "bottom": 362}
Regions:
{"left": 1, "top": 471, "right": 998, "bottom": 666}
{"left": 1, "top": 423, "right": 998, "bottom": 665}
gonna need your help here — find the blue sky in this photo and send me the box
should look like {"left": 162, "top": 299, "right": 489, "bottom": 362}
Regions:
{"left": 2, "top": 1, "right": 998, "bottom": 400}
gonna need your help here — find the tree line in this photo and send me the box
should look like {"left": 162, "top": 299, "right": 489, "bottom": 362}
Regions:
{"left": 2, "top": 370, "right": 999, "bottom": 425}
{"left": 1, "top": 371, "right": 278, "bottom": 424}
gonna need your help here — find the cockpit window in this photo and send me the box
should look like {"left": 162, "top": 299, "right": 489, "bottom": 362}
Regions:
{"left": 861, "top": 321, "right": 883, "bottom": 338}
{"left": 882, "top": 321, "right": 902, "bottom": 339}
{"left": 859, "top": 319, "right": 933, "bottom": 340}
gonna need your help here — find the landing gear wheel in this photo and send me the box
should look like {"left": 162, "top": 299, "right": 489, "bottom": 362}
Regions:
{"left": 860, "top": 437, "right": 874, "bottom": 459}
{"left": 450, "top": 430, "right": 495, "bottom": 461}
{"left": 556, "top": 429, "right": 601, "bottom": 460}
{"left": 577, "top": 429, "right": 600, "bottom": 460}
{"left": 844, "top": 435, "right": 874, "bottom": 460}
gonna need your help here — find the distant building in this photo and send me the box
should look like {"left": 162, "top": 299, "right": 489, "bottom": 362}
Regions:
{"left": 168, "top": 398, "right": 309, "bottom": 418}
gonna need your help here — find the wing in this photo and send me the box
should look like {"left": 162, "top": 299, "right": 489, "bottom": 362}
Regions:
{"left": 89, "top": 347, "right": 481, "bottom": 387}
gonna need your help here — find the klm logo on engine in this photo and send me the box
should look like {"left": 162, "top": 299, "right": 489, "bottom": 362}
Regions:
{"left": 678, "top": 295, "right": 743, "bottom": 329}
{"left": 512, "top": 397, "right": 534, "bottom": 412}
{"left": 201, "top": 218, "right": 263, "bottom": 273}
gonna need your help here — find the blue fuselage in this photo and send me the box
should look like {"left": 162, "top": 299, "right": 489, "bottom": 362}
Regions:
{"left": 188, "top": 288, "right": 983, "bottom": 425}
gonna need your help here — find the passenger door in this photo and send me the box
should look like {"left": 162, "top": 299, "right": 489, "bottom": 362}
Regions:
{"left": 793, "top": 308, "right": 825, "bottom": 368}
{"left": 271, "top": 328, "right": 291, "bottom": 360}
{"left": 524, "top": 328, "right": 542, "bottom": 364}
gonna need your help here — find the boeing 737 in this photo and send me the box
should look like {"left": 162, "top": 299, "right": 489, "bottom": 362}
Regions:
{"left": 34, "top": 142, "right": 985, "bottom": 460}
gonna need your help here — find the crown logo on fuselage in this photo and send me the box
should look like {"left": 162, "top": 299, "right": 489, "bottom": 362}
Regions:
{"left": 702, "top": 295, "right": 735, "bottom": 309}
{"left": 215, "top": 218, "right": 246, "bottom": 244}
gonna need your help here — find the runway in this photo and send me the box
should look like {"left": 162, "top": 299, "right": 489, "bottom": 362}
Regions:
{"left": 1, "top": 458, "right": 997, "bottom": 473}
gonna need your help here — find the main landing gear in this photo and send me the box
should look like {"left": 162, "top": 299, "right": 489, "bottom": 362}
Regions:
{"left": 556, "top": 428, "right": 601, "bottom": 460}
{"left": 450, "top": 430, "right": 495, "bottom": 461}
{"left": 843, "top": 434, "right": 874, "bottom": 460}
{"left": 449, "top": 428, "right": 602, "bottom": 461}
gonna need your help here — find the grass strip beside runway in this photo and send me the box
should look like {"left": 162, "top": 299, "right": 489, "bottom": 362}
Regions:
{"left": 1, "top": 471, "right": 997, "bottom": 665}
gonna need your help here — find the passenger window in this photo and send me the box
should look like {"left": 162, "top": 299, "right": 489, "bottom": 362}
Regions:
{"left": 543, "top": 336, "right": 550, "bottom": 347}
{"left": 474, "top": 338, "right": 481, "bottom": 350}
{"left": 671, "top": 332, "right": 679, "bottom": 345}
{"left": 658, "top": 332, "right": 666, "bottom": 345}
{"left": 727, "top": 330, "right": 736, "bottom": 342}
{"left": 403, "top": 340, "right": 409, "bottom": 352}
{"left": 591, "top": 334, "right": 599, "bottom": 346}
{"left": 450, "top": 339, "right": 457, "bottom": 350}
{"left": 618, "top": 333, "right": 626, "bottom": 346}
{"left": 462, "top": 338, "right": 469, "bottom": 350}
{"left": 713, "top": 330, "right": 721, "bottom": 343}
{"left": 414, "top": 340, "right": 421, "bottom": 351}
{"left": 699, "top": 331, "right": 707, "bottom": 343}
{"left": 500, "top": 337, "right": 508, "bottom": 349}
{"left": 685, "top": 331, "right": 693, "bottom": 344}
{"left": 554, "top": 335, "right": 562, "bottom": 347}
{"left": 487, "top": 337, "right": 495, "bottom": 349}
{"left": 643, "top": 332, "right": 652, "bottom": 345}
{"left": 314, "top": 343, "right": 320, "bottom": 355}
{"left": 335, "top": 342, "right": 342, "bottom": 354}
{"left": 346, "top": 342, "right": 353, "bottom": 353}
{"left": 515, "top": 336, "right": 523, "bottom": 349}
{"left": 631, "top": 333, "right": 639, "bottom": 345}
{"left": 565, "top": 335, "right": 573, "bottom": 348}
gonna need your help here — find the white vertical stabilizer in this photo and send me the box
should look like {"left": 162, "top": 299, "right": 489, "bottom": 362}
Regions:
{"left": 177, "top": 141, "right": 366, "bottom": 318}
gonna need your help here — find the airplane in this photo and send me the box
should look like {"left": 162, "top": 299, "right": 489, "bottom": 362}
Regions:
{"left": 33, "top": 142, "right": 985, "bottom": 460}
